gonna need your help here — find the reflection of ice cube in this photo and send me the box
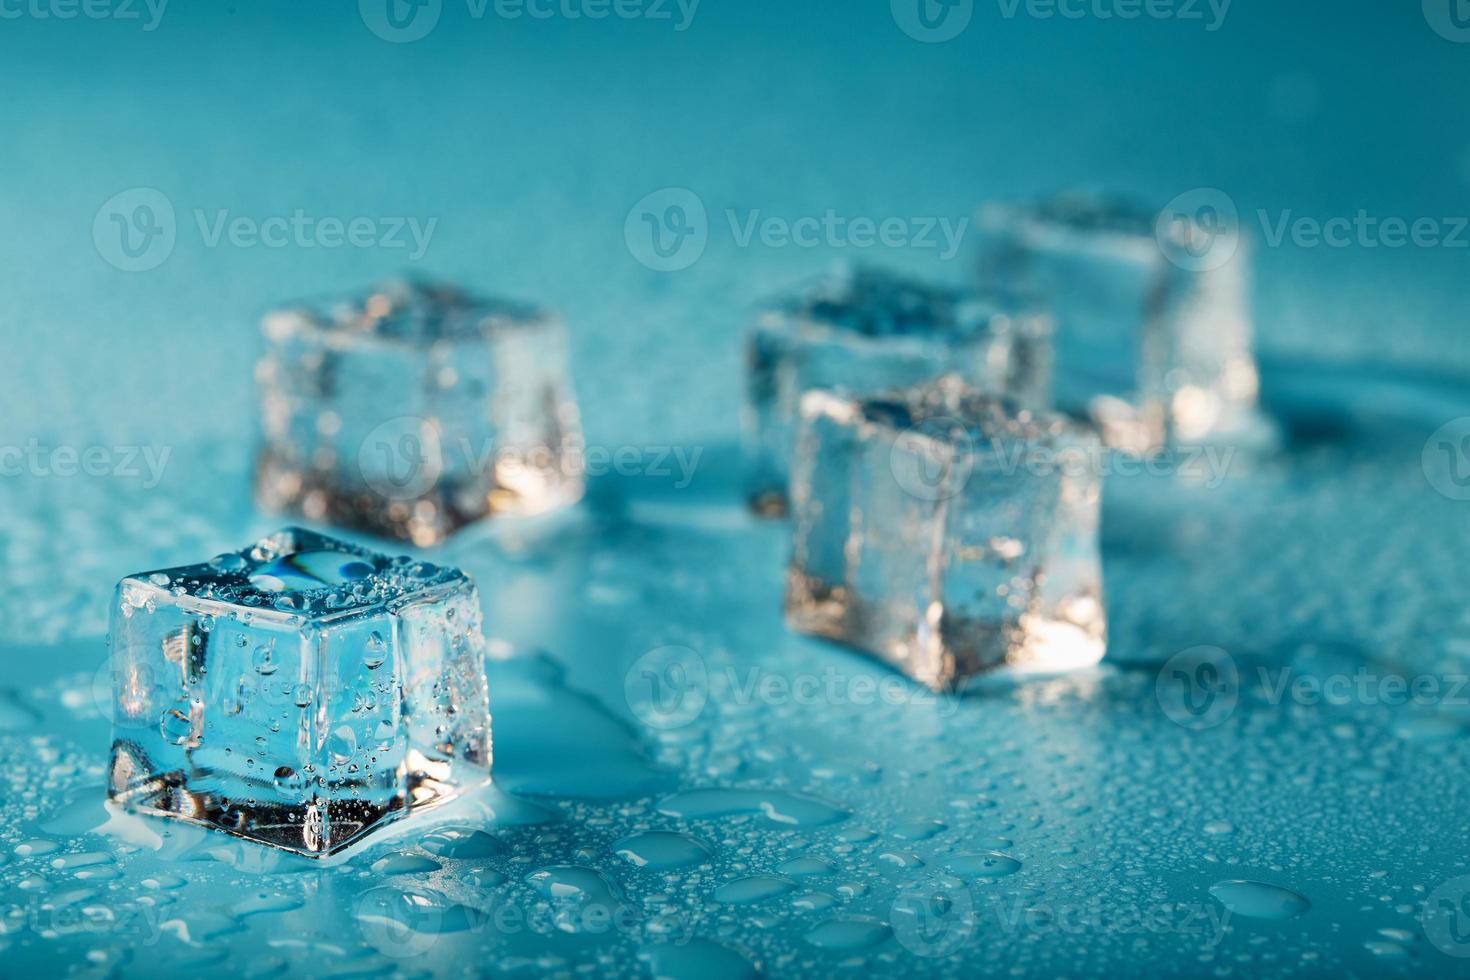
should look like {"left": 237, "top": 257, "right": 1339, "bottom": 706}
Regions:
{"left": 785, "top": 377, "right": 1105, "bottom": 692}
{"left": 254, "top": 278, "right": 584, "bottom": 547}
{"left": 106, "top": 527, "right": 491, "bottom": 857}
{"left": 742, "top": 264, "right": 1053, "bottom": 517}
{"left": 975, "top": 194, "right": 1274, "bottom": 454}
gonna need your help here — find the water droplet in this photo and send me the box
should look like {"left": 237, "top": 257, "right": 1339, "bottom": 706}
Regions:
{"left": 371, "top": 853, "right": 441, "bottom": 876}
{"left": 252, "top": 644, "right": 278, "bottom": 675}
{"left": 612, "top": 831, "right": 711, "bottom": 870}
{"left": 656, "top": 788, "right": 850, "bottom": 828}
{"left": 803, "top": 916, "right": 892, "bottom": 950}
{"left": 364, "top": 631, "right": 387, "bottom": 669}
{"left": 713, "top": 875, "right": 796, "bottom": 905}
{"left": 160, "top": 706, "right": 192, "bottom": 745}
{"left": 420, "top": 827, "right": 504, "bottom": 860}
{"left": 1208, "top": 880, "right": 1310, "bottom": 920}
{"left": 328, "top": 726, "right": 357, "bottom": 763}
{"left": 945, "top": 851, "right": 1021, "bottom": 878}
{"left": 636, "top": 939, "right": 758, "bottom": 980}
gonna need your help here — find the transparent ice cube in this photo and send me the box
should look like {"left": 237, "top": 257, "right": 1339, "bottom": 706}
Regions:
{"left": 785, "top": 376, "right": 1105, "bottom": 692}
{"left": 975, "top": 193, "right": 1273, "bottom": 454}
{"left": 106, "top": 527, "right": 492, "bottom": 856}
{"left": 255, "top": 278, "right": 584, "bottom": 546}
{"left": 742, "top": 264, "right": 1053, "bottom": 517}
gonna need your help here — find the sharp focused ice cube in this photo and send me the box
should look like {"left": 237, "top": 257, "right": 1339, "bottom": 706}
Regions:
{"left": 106, "top": 527, "right": 492, "bottom": 856}
{"left": 255, "top": 279, "right": 584, "bottom": 546}
{"left": 975, "top": 193, "right": 1273, "bottom": 454}
{"left": 785, "top": 376, "right": 1105, "bottom": 692}
{"left": 743, "top": 264, "right": 1053, "bottom": 517}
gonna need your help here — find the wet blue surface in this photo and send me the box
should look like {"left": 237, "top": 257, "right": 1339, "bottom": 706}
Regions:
{"left": 2, "top": 1, "right": 1470, "bottom": 976}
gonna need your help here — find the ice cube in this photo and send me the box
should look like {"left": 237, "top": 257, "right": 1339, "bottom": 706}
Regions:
{"left": 785, "top": 376, "right": 1105, "bottom": 692}
{"left": 742, "top": 264, "right": 1053, "bottom": 517}
{"left": 975, "top": 193, "right": 1273, "bottom": 454}
{"left": 255, "top": 278, "right": 584, "bottom": 546}
{"left": 106, "top": 527, "right": 491, "bottom": 856}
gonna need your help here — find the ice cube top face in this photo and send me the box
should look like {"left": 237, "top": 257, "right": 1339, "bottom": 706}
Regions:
{"left": 975, "top": 194, "right": 1263, "bottom": 453}
{"left": 106, "top": 527, "right": 492, "bottom": 857}
{"left": 743, "top": 265, "right": 1053, "bottom": 517}
{"left": 255, "top": 278, "right": 585, "bottom": 548}
{"left": 785, "top": 378, "right": 1105, "bottom": 693}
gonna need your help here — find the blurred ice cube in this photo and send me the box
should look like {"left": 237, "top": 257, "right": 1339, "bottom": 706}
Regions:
{"left": 743, "top": 264, "right": 1053, "bottom": 517}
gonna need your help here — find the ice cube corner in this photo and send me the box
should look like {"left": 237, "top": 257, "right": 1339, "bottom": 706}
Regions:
{"left": 106, "top": 527, "right": 491, "bottom": 856}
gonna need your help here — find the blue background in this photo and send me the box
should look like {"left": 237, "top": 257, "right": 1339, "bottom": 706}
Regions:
{"left": 2, "top": 1, "right": 1470, "bottom": 976}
